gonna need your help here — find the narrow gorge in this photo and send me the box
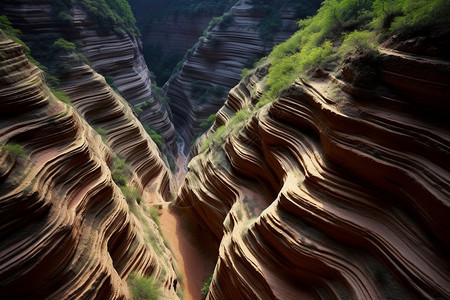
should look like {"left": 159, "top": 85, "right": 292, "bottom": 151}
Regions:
{"left": 0, "top": 0, "right": 449, "bottom": 300}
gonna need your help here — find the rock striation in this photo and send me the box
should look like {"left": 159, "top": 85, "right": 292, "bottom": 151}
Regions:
{"left": 0, "top": 1, "right": 178, "bottom": 154}
{"left": 58, "top": 53, "right": 175, "bottom": 201}
{"left": 175, "top": 40, "right": 450, "bottom": 298}
{"left": 164, "top": 0, "right": 319, "bottom": 152}
{"left": 0, "top": 32, "right": 179, "bottom": 299}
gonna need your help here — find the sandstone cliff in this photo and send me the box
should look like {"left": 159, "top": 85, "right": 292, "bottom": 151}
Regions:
{"left": 0, "top": 1, "right": 178, "bottom": 155}
{"left": 164, "top": 0, "right": 320, "bottom": 152}
{"left": 128, "top": 0, "right": 237, "bottom": 85}
{"left": 0, "top": 31, "right": 179, "bottom": 299}
{"left": 175, "top": 33, "right": 450, "bottom": 300}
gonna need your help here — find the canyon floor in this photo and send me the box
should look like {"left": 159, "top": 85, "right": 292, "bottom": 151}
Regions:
{"left": 157, "top": 153, "right": 214, "bottom": 300}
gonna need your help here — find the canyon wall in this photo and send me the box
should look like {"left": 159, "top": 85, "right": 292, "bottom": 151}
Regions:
{"left": 128, "top": 0, "right": 237, "bottom": 85}
{"left": 0, "top": 32, "right": 180, "bottom": 298}
{"left": 0, "top": 1, "right": 178, "bottom": 155}
{"left": 129, "top": 0, "right": 233, "bottom": 56}
{"left": 176, "top": 37, "right": 450, "bottom": 298}
{"left": 164, "top": 0, "right": 321, "bottom": 152}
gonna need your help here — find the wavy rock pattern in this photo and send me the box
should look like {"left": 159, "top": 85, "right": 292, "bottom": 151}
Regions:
{"left": 0, "top": 33, "right": 178, "bottom": 299}
{"left": 72, "top": 7, "right": 178, "bottom": 154}
{"left": 59, "top": 53, "right": 175, "bottom": 201}
{"left": 176, "top": 46, "right": 450, "bottom": 299}
{"left": 164, "top": 0, "right": 303, "bottom": 151}
{"left": 0, "top": 2, "right": 178, "bottom": 154}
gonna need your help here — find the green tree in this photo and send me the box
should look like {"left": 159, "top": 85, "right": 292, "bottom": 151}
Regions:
{"left": 128, "top": 272, "right": 160, "bottom": 300}
{"left": 1, "top": 144, "right": 27, "bottom": 159}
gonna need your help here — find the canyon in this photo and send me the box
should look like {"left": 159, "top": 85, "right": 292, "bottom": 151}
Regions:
{"left": 0, "top": 0, "right": 449, "bottom": 299}
{"left": 163, "top": 0, "right": 321, "bottom": 152}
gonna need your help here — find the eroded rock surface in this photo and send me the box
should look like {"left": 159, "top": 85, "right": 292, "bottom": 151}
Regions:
{"left": 176, "top": 42, "right": 450, "bottom": 299}
{"left": 164, "top": 0, "right": 318, "bottom": 152}
{"left": 0, "top": 1, "right": 178, "bottom": 154}
{"left": 0, "top": 31, "right": 178, "bottom": 299}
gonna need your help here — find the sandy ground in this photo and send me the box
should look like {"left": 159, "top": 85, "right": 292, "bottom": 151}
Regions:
{"left": 157, "top": 152, "right": 211, "bottom": 300}
{"left": 160, "top": 205, "right": 210, "bottom": 300}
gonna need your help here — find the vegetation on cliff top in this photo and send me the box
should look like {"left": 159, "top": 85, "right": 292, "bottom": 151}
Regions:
{"left": 128, "top": 272, "right": 160, "bottom": 300}
{"left": 259, "top": 0, "right": 450, "bottom": 106}
{"left": 48, "top": 0, "right": 138, "bottom": 36}
{"left": 1, "top": 144, "right": 27, "bottom": 159}
{"left": 200, "top": 0, "right": 450, "bottom": 154}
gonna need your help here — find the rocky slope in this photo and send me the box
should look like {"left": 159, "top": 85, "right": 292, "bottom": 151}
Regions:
{"left": 0, "top": 1, "right": 178, "bottom": 155}
{"left": 128, "top": 0, "right": 237, "bottom": 85}
{"left": 164, "top": 0, "right": 321, "bottom": 152}
{"left": 0, "top": 31, "right": 179, "bottom": 299}
{"left": 58, "top": 52, "right": 175, "bottom": 200}
{"left": 129, "top": 0, "right": 235, "bottom": 56}
{"left": 175, "top": 37, "right": 450, "bottom": 299}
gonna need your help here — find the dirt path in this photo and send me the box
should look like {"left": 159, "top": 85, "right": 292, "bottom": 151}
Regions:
{"left": 159, "top": 205, "right": 211, "bottom": 300}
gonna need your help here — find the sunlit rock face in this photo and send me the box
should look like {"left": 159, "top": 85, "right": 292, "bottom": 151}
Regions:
{"left": 0, "top": 32, "right": 178, "bottom": 299}
{"left": 0, "top": 1, "right": 178, "bottom": 155}
{"left": 164, "top": 0, "right": 320, "bottom": 153}
{"left": 176, "top": 37, "right": 450, "bottom": 299}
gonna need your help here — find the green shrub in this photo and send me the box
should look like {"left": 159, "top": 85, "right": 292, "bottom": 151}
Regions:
{"left": 201, "top": 274, "right": 213, "bottom": 299}
{"left": 208, "top": 16, "right": 223, "bottom": 30}
{"left": 199, "top": 113, "right": 216, "bottom": 130}
{"left": 382, "top": 0, "right": 450, "bottom": 34}
{"left": 52, "top": 38, "right": 76, "bottom": 51}
{"left": 339, "top": 30, "right": 378, "bottom": 56}
{"left": 1, "top": 144, "right": 27, "bottom": 159}
{"left": 144, "top": 126, "right": 163, "bottom": 148}
{"left": 0, "top": 15, "right": 21, "bottom": 40}
{"left": 257, "top": 0, "right": 375, "bottom": 107}
{"left": 51, "top": 89, "right": 71, "bottom": 104}
{"left": 112, "top": 156, "right": 130, "bottom": 187}
{"left": 105, "top": 75, "right": 118, "bottom": 90}
{"left": 240, "top": 68, "right": 250, "bottom": 78}
{"left": 149, "top": 207, "right": 161, "bottom": 227}
{"left": 151, "top": 84, "right": 170, "bottom": 106}
{"left": 120, "top": 186, "right": 141, "bottom": 204}
{"left": 79, "top": 0, "right": 139, "bottom": 36}
{"left": 254, "top": 0, "right": 450, "bottom": 110}
{"left": 200, "top": 110, "right": 250, "bottom": 152}
{"left": 166, "top": 155, "right": 176, "bottom": 172}
{"left": 57, "top": 11, "right": 73, "bottom": 24}
{"left": 191, "top": 82, "right": 226, "bottom": 103}
{"left": 134, "top": 105, "right": 144, "bottom": 113}
{"left": 128, "top": 272, "right": 160, "bottom": 300}
{"left": 207, "top": 34, "right": 220, "bottom": 47}
{"left": 0, "top": 15, "right": 33, "bottom": 61}
{"left": 76, "top": 53, "right": 91, "bottom": 65}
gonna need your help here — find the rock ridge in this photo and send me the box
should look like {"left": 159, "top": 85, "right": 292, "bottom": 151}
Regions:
{"left": 176, "top": 43, "right": 450, "bottom": 299}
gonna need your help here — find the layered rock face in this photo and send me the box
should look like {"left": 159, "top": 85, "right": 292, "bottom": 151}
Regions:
{"left": 164, "top": 0, "right": 314, "bottom": 152}
{"left": 176, "top": 41, "right": 450, "bottom": 298}
{"left": 0, "top": 1, "right": 178, "bottom": 154}
{"left": 58, "top": 53, "right": 175, "bottom": 200}
{"left": 0, "top": 32, "right": 178, "bottom": 298}
{"left": 130, "top": 0, "right": 222, "bottom": 58}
